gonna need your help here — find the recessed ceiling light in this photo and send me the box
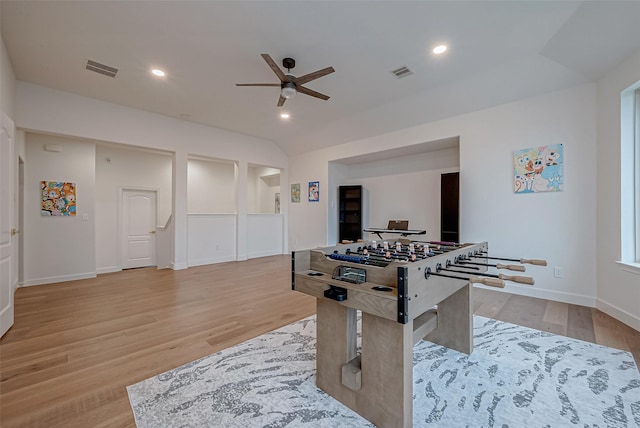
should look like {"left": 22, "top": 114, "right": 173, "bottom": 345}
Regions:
{"left": 280, "top": 113, "right": 290, "bottom": 119}
{"left": 151, "top": 69, "right": 166, "bottom": 77}
{"left": 433, "top": 45, "right": 448, "bottom": 55}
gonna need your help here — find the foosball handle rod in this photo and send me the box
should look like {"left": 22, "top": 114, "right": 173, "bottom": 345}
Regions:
{"left": 520, "top": 259, "right": 547, "bottom": 266}
{"left": 477, "top": 253, "right": 548, "bottom": 266}
{"left": 495, "top": 263, "right": 526, "bottom": 272}
{"left": 469, "top": 277, "right": 505, "bottom": 288}
{"left": 498, "top": 274, "right": 535, "bottom": 285}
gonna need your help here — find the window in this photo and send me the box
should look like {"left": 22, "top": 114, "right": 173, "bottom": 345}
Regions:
{"left": 621, "top": 84, "right": 640, "bottom": 265}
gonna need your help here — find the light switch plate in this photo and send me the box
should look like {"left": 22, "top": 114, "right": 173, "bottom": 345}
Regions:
{"left": 554, "top": 266, "right": 564, "bottom": 278}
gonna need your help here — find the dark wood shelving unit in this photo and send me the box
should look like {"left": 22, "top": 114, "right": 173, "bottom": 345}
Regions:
{"left": 338, "top": 185, "right": 363, "bottom": 242}
{"left": 441, "top": 172, "right": 459, "bottom": 243}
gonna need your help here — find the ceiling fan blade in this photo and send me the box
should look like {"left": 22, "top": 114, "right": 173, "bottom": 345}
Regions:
{"left": 297, "top": 85, "right": 330, "bottom": 100}
{"left": 277, "top": 95, "right": 286, "bottom": 107}
{"left": 261, "top": 54, "right": 289, "bottom": 83}
{"left": 294, "top": 66, "right": 335, "bottom": 86}
{"left": 236, "top": 83, "right": 281, "bottom": 87}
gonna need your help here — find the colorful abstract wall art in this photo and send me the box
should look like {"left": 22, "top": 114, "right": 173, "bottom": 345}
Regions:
{"left": 513, "top": 144, "right": 564, "bottom": 193}
{"left": 308, "top": 181, "right": 319, "bottom": 202}
{"left": 41, "top": 181, "right": 77, "bottom": 216}
{"left": 291, "top": 183, "right": 301, "bottom": 203}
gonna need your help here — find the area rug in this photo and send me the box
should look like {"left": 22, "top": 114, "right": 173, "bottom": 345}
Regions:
{"left": 127, "top": 316, "right": 640, "bottom": 427}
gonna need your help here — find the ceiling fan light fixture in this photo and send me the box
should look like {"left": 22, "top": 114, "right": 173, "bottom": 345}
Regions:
{"left": 433, "top": 44, "right": 448, "bottom": 55}
{"left": 281, "top": 82, "right": 297, "bottom": 99}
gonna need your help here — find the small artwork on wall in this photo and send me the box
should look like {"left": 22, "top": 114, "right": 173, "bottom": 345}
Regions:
{"left": 513, "top": 144, "right": 564, "bottom": 193}
{"left": 275, "top": 193, "right": 280, "bottom": 213}
{"left": 41, "top": 180, "right": 77, "bottom": 216}
{"left": 291, "top": 183, "right": 301, "bottom": 203}
{"left": 308, "top": 181, "right": 319, "bottom": 202}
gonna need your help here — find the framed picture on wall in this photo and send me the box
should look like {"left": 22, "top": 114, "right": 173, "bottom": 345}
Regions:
{"left": 41, "top": 181, "right": 77, "bottom": 216}
{"left": 308, "top": 181, "right": 319, "bottom": 202}
{"left": 291, "top": 183, "right": 300, "bottom": 203}
{"left": 513, "top": 144, "right": 564, "bottom": 193}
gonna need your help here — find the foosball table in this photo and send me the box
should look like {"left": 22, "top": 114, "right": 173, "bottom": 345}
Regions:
{"left": 292, "top": 240, "right": 545, "bottom": 428}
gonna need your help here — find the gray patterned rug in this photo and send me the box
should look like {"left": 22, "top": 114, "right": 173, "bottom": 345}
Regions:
{"left": 127, "top": 316, "right": 640, "bottom": 427}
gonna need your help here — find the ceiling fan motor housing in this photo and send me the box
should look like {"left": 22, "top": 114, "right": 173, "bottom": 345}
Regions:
{"left": 282, "top": 57, "right": 295, "bottom": 70}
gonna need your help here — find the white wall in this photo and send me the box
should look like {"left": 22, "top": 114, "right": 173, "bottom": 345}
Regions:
{"left": 95, "top": 144, "right": 172, "bottom": 273}
{"left": 289, "top": 153, "right": 329, "bottom": 250}
{"left": 23, "top": 133, "right": 96, "bottom": 285}
{"left": 290, "top": 84, "right": 598, "bottom": 307}
{"left": 156, "top": 213, "right": 173, "bottom": 270}
{"left": 188, "top": 158, "right": 235, "bottom": 214}
{"left": 16, "top": 83, "right": 287, "bottom": 167}
{"left": 259, "top": 177, "right": 281, "bottom": 214}
{"left": 248, "top": 165, "right": 280, "bottom": 214}
{"left": 16, "top": 82, "right": 289, "bottom": 270}
{"left": 342, "top": 147, "right": 460, "bottom": 242}
{"left": 460, "top": 86, "right": 597, "bottom": 306}
{"left": 1, "top": 35, "right": 16, "bottom": 119}
{"left": 247, "top": 214, "right": 283, "bottom": 258}
{"left": 188, "top": 214, "right": 236, "bottom": 266}
{"left": 596, "top": 49, "right": 640, "bottom": 330}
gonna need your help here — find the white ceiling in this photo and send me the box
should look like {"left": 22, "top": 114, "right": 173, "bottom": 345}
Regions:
{"left": 2, "top": 1, "right": 640, "bottom": 156}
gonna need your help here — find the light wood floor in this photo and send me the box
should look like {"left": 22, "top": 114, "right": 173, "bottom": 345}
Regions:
{"left": 1, "top": 255, "right": 638, "bottom": 427}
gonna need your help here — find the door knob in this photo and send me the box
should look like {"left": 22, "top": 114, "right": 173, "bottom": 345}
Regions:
{"left": 149, "top": 230, "right": 156, "bottom": 234}
{"left": 11, "top": 228, "right": 19, "bottom": 235}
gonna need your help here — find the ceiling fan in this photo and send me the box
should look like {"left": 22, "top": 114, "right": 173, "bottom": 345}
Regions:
{"left": 236, "top": 54, "right": 335, "bottom": 107}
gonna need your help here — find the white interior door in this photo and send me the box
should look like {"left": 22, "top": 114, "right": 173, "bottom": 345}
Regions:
{"left": 1, "top": 113, "right": 15, "bottom": 338}
{"left": 122, "top": 189, "right": 157, "bottom": 269}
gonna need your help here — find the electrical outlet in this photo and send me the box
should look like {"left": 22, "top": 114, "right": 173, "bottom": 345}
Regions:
{"left": 554, "top": 266, "right": 564, "bottom": 278}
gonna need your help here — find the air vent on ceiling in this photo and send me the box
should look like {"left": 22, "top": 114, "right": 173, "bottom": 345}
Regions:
{"left": 390, "top": 66, "right": 413, "bottom": 79}
{"left": 85, "top": 59, "right": 118, "bottom": 78}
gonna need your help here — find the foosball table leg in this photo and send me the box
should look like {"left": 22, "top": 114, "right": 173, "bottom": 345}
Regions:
{"left": 423, "top": 283, "right": 473, "bottom": 354}
{"left": 316, "top": 300, "right": 358, "bottom": 408}
{"left": 316, "top": 299, "right": 414, "bottom": 428}
{"left": 358, "top": 312, "right": 413, "bottom": 428}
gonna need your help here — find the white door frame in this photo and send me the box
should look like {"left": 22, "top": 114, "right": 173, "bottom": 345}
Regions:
{"left": 18, "top": 157, "right": 24, "bottom": 285}
{"left": 119, "top": 187, "right": 158, "bottom": 270}
{"left": 1, "top": 112, "right": 16, "bottom": 337}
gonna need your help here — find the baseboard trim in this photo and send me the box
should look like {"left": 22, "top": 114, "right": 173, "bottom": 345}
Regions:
{"left": 170, "top": 261, "right": 188, "bottom": 270}
{"left": 188, "top": 256, "right": 236, "bottom": 267}
{"left": 474, "top": 283, "right": 597, "bottom": 307}
{"left": 96, "top": 266, "right": 121, "bottom": 274}
{"left": 21, "top": 272, "right": 97, "bottom": 287}
{"left": 247, "top": 250, "right": 282, "bottom": 259}
{"left": 597, "top": 298, "right": 640, "bottom": 331}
